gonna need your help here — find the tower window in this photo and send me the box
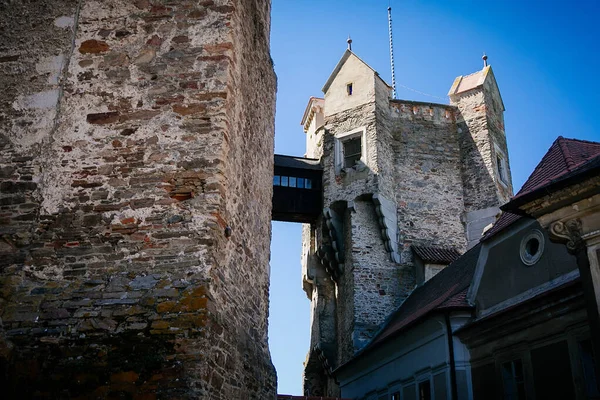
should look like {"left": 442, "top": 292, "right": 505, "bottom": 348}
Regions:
{"left": 346, "top": 83, "right": 353, "bottom": 95}
{"left": 494, "top": 146, "right": 509, "bottom": 186}
{"left": 334, "top": 127, "right": 366, "bottom": 173}
{"left": 343, "top": 137, "right": 362, "bottom": 168}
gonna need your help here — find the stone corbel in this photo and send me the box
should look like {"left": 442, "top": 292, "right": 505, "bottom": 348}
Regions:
{"left": 322, "top": 207, "right": 345, "bottom": 279}
{"left": 549, "top": 218, "right": 584, "bottom": 253}
{"left": 373, "top": 193, "right": 401, "bottom": 263}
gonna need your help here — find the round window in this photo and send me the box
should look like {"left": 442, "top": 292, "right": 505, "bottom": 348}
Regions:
{"left": 520, "top": 229, "right": 545, "bottom": 266}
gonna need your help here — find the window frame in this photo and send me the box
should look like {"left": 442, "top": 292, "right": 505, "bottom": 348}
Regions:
{"left": 494, "top": 144, "right": 510, "bottom": 187}
{"left": 334, "top": 126, "right": 367, "bottom": 173}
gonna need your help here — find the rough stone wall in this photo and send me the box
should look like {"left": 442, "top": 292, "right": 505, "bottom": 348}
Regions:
{"left": 452, "top": 81, "right": 511, "bottom": 212}
{"left": 348, "top": 200, "right": 399, "bottom": 350}
{"left": 321, "top": 103, "right": 378, "bottom": 206}
{"left": 387, "top": 101, "right": 467, "bottom": 256}
{"left": 0, "top": 1, "right": 276, "bottom": 398}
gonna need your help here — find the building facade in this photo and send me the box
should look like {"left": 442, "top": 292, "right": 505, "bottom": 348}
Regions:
{"left": 333, "top": 137, "right": 600, "bottom": 399}
{"left": 0, "top": 1, "right": 277, "bottom": 398}
{"left": 299, "top": 50, "right": 514, "bottom": 396}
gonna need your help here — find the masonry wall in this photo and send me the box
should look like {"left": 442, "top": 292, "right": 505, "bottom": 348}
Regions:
{"left": 0, "top": 1, "right": 276, "bottom": 398}
{"left": 387, "top": 101, "right": 467, "bottom": 256}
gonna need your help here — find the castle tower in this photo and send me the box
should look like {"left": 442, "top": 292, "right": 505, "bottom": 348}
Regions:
{"left": 301, "top": 51, "right": 512, "bottom": 396}
{"left": 0, "top": 1, "right": 276, "bottom": 398}
{"left": 449, "top": 63, "right": 514, "bottom": 248}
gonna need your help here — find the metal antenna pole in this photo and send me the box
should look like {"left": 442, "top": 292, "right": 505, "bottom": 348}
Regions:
{"left": 387, "top": 5, "right": 397, "bottom": 99}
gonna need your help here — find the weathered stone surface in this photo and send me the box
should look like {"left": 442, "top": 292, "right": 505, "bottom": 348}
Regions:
{"left": 301, "top": 53, "right": 514, "bottom": 396}
{"left": 0, "top": 0, "right": 276, "bottom": 398}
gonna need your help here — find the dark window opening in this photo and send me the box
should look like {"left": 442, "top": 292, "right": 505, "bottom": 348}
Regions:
{"left": 347, "top": 83, "right": 353, "bottom": 95}
{"left": 343, "top": 137, "right": 362, "bottom": 168}
{"left": 273, "top": 175, "right": 314, "bottom": 190}
{"left": 497, "top": 154, "right": 508, "bottom": 184}
{"left": 418, "top": 380, "right": 431, "bottom": 400}
{"left": 502, "top": 359, "right": 525, "bottom": 400}
{"left": 525, "top": 238, "right": 540, "bottom": 258}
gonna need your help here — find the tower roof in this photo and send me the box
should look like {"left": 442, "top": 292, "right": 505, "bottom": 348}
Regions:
{"left": 448, "top": 65, "right": 505, "bottom": 111}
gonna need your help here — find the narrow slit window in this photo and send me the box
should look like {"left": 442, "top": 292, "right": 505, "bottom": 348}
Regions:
{"left": 497, "top": 154, "right": 508, "bottom": 184}
{"left": 347, "top": 83, "right": 353, "bottom": 95}
{"left": 289, "top": 177, "right": 297, "bottom": 188}
{"left": 281, "top": 176, "right": 288, "bottom": 187}
{"left": 273, "top": 175, "right": 281, "bottom": 186}
{"left": 305, "top": 179, "right": 312, "bottom": 189}
{"left": 297, "top": 178, "right": 305, "bottom": 188}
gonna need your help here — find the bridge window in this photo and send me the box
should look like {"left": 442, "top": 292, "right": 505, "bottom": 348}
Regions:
{"left": 273, "top": 175, "right": 313, "bottom": 189}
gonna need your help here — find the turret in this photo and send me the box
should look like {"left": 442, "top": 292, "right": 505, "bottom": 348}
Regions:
{"left": 449, "top": 59, "right": 513, "bottom": 248}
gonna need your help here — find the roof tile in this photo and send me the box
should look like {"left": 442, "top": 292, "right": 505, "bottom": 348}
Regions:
{"left": 514, "top": 136, "right": 600, "bottom": 200}
{"left": 412, "top": 245, "right": 461, "bottom": 264}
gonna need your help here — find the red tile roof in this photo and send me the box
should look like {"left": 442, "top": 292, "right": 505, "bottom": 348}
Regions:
{"left": 513, "top": 136, "right": 600, "bottom": 200}
{"left": 360, "top": 244, "right": 481, "bottom": 352}
{"left": 489, "top": 136, "right": 600, "bottom": 239}
{"left": 412, "top": 245, "right": 461, "bottom": 264}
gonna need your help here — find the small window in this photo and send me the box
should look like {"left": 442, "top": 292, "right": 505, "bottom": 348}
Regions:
{"left": 281, "top": 176, "right": 288, "bottom": 187}
{"left": 273, "top": 176, "right": 281, "bottom": 186}
{"left": 497, "top": 153, "right": 509, "bottom": 185}
{"left": 502, "top": 359, "right": 526, "bottom": 400}
{"left": 520, "top": 229, "right": 544, "bottom": 266}
{"left": 418, "top": 380, "right": 431, "bottom": 400}
{"left": 347, "top": 83, "right": 353, "bottom": 95}
{"left": 305, "top": 179, "right": 312, "bottom": 189}
{"left": 391, "top": 393, "right": 400, "bottom": 400}
{"left": 289, "top": 177, "right": 297, "bottom": 188}
{"left": 297, "top": 178, "right": 305, "bottom": 188}
{"left": 343, "top": 137, "right": 362, "bottom": 168}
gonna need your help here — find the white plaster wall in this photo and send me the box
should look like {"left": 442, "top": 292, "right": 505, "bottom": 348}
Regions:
{"left": 324, "top": 54, "right": 376, "bottom": 117}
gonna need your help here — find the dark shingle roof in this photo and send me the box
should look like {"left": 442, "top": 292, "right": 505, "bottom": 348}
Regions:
{"left": 513, "top": 136, "right": 600, "bottom": 200}
{"left": 361, "top": 244, "right": 481, "bottom": 351}
{"left": 274, "top": 154, "right": 322, "bottom": 170}
{"left": 412, "top": 245, "right": 461, "bottom": 264}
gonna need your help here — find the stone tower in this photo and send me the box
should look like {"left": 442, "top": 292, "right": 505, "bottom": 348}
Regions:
{"left": 300, "top": 51, "right": 512, "bottom": 396}
{"left": 0, "top": 1, "right": 276, "bottom": 399}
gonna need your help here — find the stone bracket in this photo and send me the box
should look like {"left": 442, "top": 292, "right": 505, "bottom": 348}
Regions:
{"left": 549, "top": 218, "right": 584, "bottom": 253}
{"left": 322, "top": 207, "right": 345, "bottom": 279}
{"left": 373, "top": 193, "right": 400, "bottom": 263}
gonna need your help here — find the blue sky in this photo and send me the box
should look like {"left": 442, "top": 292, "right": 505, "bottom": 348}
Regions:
{"left": 267, "top": 0, "right": 600, "bottom": 395}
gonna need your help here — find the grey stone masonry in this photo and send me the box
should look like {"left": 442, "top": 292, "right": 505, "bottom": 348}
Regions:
{"left": 301, "top": 53, "right": 513, "bottom": 396}
{"left": 0, "top": 1, "right": 276, "bottom": 399}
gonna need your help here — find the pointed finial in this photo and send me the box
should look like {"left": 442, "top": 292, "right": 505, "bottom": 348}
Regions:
{"left": 347, "top": 35, "right": 352, "bottom": 51}
{"left": 482, "top": 53, "right": 488, "bottom": 68}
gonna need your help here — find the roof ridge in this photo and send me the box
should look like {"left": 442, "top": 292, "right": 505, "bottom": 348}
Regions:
{"left": 558, "top": 136, "right": 600, "bottom": 146}
{"left": 557, "top": 136, "right": 576, "bottom": 170}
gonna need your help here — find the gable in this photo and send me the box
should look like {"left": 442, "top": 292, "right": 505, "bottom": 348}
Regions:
{"left": 323, "top": 51, "right": 381, "bottom": 117}
{"left": 471, "top": 218, "right": 577, "bottom": 317}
